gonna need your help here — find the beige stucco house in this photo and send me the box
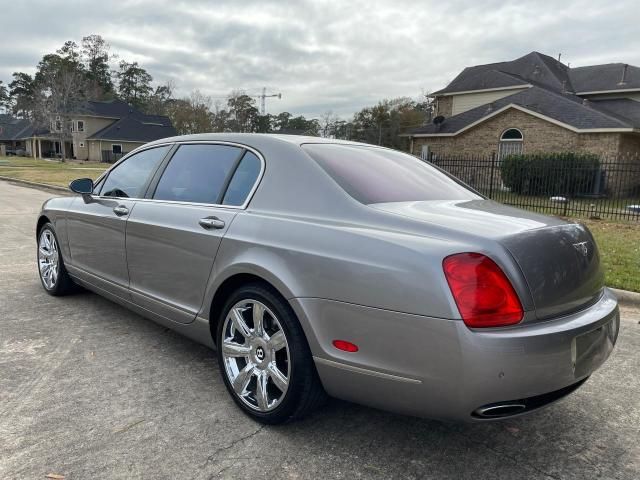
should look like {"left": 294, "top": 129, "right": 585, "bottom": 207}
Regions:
{"left": 16, "top": 99, "right": 175, "bottom": 161}
{"left": 404, "top": 52, "right": 640, "bottom": 161}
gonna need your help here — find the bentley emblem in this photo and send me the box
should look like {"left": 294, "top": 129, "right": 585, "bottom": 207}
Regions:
{"left": 573, "top": 241, "right": 589, "bottom": 257}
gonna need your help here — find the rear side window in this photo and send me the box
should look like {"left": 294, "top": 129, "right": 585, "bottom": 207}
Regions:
{"left": 303, "top": 144, "right": 480, "bottom": 204}
{"left": 222, "top": 151, "right": 262, "bottom": 206}
{"left": 100, "top": 145, "right": 170, "bottom": 198}
{"left": 153, "top": 144, "right": 242, "bottom": 204}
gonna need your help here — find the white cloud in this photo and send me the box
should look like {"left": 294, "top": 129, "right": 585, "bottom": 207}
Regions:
{"left": 2, "top": 0, "right": 640, "bottom": 118}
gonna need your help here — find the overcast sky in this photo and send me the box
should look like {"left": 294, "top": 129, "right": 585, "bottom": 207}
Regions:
{"left": 2, "top": 0, "right": 640, "bottom": 118}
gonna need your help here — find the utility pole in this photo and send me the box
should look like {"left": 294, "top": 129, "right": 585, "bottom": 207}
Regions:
{"left": 258, "top": 87, "right": 282, "bottom": 115}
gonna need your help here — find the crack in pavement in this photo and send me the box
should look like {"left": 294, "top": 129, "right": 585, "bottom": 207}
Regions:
{"left": 193, "top": 425, "right": 266, "bottom": 480}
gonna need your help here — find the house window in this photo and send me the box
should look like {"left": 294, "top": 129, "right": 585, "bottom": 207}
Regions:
{"left": 77, "top": 120, "right": 84, "bottom": 132}
{"left": 112, "top": 144, "right": 122, "bottom": 154}
{"left": 498, "top": 128, "right": 523, "bottom": 160}
{"left": 420, "top": 144, "right": 430, "bottom": 161}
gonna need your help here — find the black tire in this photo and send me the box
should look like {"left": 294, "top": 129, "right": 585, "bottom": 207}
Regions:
{"left": 216, "top": 283, "right": 326, "bottom": 424}
{"left": 37, "top": 223, "right": 77, "bottom": 296}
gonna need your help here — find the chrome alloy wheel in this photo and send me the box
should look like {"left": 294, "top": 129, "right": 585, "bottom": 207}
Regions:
{"left": 221, "top": 300, "right": 290, "bottom": 412}
{"left": 38, "top": 229, "right": 59, "bottom": 289}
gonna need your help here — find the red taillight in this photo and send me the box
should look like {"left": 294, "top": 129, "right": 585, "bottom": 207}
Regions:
{"left": 443, "top": 253, "right": 523, "bottom": 328}
{"left": 332, "top": 340, "right": 359, "bottom": 352}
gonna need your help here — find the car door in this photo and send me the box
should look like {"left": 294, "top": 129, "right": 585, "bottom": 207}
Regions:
{"left": 65, "top": 145, "right": 172, "bottom": 297}
{"left": 125, "top": 143, "right": 263, "bottom": 324}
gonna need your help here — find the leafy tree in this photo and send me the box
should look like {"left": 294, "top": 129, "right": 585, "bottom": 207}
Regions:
{"left": 145, "top": 81, "right": 175, "bottom": 115}
{"left": 116, "top": 61, "right": 153, "bottom": 110}
{"left": 0, "top": 80, "right": 9, "bottom": 112}
{"left": 255, "top": 114, "right": 272, "bottom": 133}
{"left": 351, "top": 97, "right": 429, "bottom": 150}
{"left": 227, "top": 92, "right": 260, "bottom": 132}
{"left": 272, "top": 111, "right": 292, "bottom": 131}
{"left": 166, "top": 90, "right": 213, "bottom": 134}
{"left": 82, "top": 34, "right": 115, "bottom": 98}
{"left": 8, "top": 72, "right": 36, "bottom": 118}
{"left": 211, "top": 100, "right": 231, "bottom": 132}
{"left": 57, "top": 41, "right": 83, "bottom": 66}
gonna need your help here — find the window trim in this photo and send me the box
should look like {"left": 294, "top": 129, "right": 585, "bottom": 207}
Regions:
{"left": 500, "top": 128, "right": 524, "bottom": 142}
{"left": 90, "top": 141, "right": 266, "bottom": 210}
{"left": 148, "top": 144, "right": 247, "bottom": 206}
{"left": 96, "top": 144, "right": 173, "bottom": 198}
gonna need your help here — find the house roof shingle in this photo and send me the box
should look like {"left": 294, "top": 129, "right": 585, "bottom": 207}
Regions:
{"left": 433, "top": 52, "right": 574, "bottom": 95}
{"left": 76, "top": 99, "right": 138, "bottom": 118}
{"left": 1, "top": 99, "right": 175, "bottom": 143}
{"left": 413, "top": 52, "right": 640, "bottom": 137}
{"left": 570, "top": 63, "right": 640, "bottom": 93}
{"left": 0, "top": 115, "right": 34, "bottom": 141}
{"left": 408, "top": 87, "right": 636, "bottom": 136}
{"left": 88, "top": 115, "right": 176, "bottom": 142}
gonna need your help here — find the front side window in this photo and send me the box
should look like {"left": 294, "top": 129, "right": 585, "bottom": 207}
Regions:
{"left": 100, "top": 146, "right": 170, "bottom": 198}
{"left": 77, "top": 120, "right": 85, "bottom": 132}
{"left": 153, "top": 144, "right": 243, "bottom": 204}
{"left": 303, "top": 144, "right": 480, "bottom": 204}
{"left": 112, "top": 144, "right": 122, "bottom": 154}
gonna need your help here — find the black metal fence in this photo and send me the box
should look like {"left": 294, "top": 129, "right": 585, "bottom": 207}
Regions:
{"left": 427, "top": 154, "right": 640, "bottom": 221}
{"left": 101, "top": 150, "right": 129, "bottom": 163}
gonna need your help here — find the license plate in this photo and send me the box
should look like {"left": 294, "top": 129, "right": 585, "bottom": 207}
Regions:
{"left": 572, "top": 315, "right": 618, "bottom": 378}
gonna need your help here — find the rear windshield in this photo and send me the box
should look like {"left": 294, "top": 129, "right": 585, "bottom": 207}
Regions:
{"left": 303, "top": 144, "right": 480, "bottom": 204}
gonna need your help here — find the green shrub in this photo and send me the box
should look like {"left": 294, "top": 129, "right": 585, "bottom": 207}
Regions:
{"left": 500, "top": 152, "right": 601, "bottom": 195}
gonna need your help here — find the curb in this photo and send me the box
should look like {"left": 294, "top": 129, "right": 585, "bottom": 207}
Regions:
{"left": 610, "top": 288, "right": 640, "bottom": 308}
{"left": 0, "top": 176, "right": 70, "bottom": 194}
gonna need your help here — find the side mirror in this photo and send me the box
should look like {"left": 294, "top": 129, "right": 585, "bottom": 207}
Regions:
{"left": 69, "top": 177, "right": 94, "bottom": 195}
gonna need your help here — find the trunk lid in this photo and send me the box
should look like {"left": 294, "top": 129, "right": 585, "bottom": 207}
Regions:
{"left": 371, "top": 199, "right": 604, "bottom": 319}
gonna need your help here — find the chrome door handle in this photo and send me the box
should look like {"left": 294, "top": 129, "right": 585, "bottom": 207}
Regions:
{"left": 199, "top": 216, "right": 225, "bottom": 229}
{"left": 113, "top": 205, "right": 129, "bottom": 216}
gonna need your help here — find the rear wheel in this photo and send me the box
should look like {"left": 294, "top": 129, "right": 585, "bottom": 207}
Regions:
{"left": 216, "top": 283, "right": 326, "bottom": 424}
{"left": 37, "top": 223, "right": 76, "bottom": 296}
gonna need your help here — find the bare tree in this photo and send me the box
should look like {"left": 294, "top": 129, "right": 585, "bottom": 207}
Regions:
{"left": 165, "top": 89, "right": 213, "bottom": 134}
{"left": 319, "top": 110, "right": 340, "bottom": 138}
{"left": 33, "top": 55, "right": 88, "bottom": 160}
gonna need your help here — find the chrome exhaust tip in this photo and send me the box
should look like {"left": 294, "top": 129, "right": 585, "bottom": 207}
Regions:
{"left": 473, "top": 403, "right": 527, "bottom": 418}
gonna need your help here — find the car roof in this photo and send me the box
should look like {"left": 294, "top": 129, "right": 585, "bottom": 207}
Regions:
{"left": 144, "top": 132, "right": 374, "bottom": 149}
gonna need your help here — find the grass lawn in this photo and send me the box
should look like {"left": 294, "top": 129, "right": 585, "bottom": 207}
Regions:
{"left": 577, "top": 219, "right": 640, "bottom": 293}
{"left": 0, "top": 155, "right": 108, "bottom": 187}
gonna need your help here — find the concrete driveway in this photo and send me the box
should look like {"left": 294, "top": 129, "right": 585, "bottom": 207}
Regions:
{"left": 1, "top": 180, "right": 638, "bottom": 480}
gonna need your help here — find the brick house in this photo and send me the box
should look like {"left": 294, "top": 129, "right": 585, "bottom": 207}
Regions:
{"left": 404, "top": 52, "right": 640, "bottom": 161}
{"left": 17, "top": 99, "right": 175, "bottom": 161}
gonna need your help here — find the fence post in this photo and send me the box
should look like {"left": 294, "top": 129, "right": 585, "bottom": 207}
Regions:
{"left": 488, "top": 153, "right": 496, "bottom": 199}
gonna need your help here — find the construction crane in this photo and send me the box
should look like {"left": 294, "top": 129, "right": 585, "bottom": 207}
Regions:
{"left": 257, "top": 87, "right": 282, "bottom": 115}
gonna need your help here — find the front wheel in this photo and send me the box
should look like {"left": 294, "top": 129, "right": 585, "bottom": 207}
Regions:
{"left": 37, "top": 223, "right": 76, "bottom": 296}
{"left": 216, "top": 284, "right": 326, "bottom": 424}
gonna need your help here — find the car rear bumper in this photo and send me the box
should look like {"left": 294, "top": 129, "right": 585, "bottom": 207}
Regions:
{"left": 291, "top": 288, "right": 619, "bottom": 421}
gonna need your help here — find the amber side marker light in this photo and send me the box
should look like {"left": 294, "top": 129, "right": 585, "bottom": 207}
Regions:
{"left": 332, "top": 340, "right": 359, "bottom": 352}
{"left": 443, "top": 252, "right": 523, "bottom": 328}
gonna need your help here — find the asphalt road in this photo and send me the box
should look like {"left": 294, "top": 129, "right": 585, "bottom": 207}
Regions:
{"left": 1, "top": 180, "right": 638, "bottom": 480}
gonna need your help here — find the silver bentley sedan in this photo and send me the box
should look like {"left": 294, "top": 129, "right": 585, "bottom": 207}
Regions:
{"left": 36, "top": 134, "right": 619, "bottom": 424}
